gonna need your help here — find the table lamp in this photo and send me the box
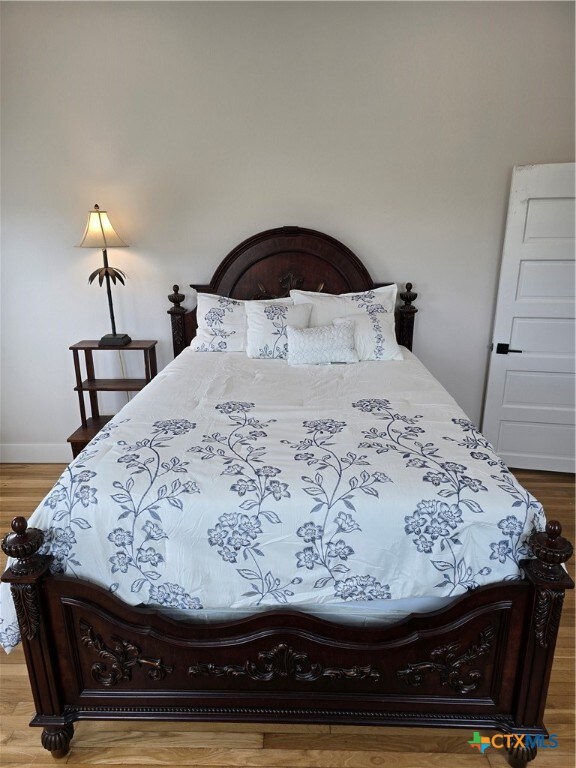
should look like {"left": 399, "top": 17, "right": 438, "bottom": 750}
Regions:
{"left": 76, "top": 204, "right": 131, "bottom": 346}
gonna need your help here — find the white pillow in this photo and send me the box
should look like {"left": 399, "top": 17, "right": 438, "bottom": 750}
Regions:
{"left": 191, "top": 294, "right": 247, "bottom": 352}
{"left": 290, "top": 285, "right": 397, "bottom": 327}
{"left": 287, "top": 322, "right": 359, "bottom": 366}
{"left": 246, "top": 301, "right": 312, "bottom": 359}
{"left": 191, "top": 295, "right": 292, "bottom": 352}
{"left": 334, "top": 313, "right": 403, "bottom": 361}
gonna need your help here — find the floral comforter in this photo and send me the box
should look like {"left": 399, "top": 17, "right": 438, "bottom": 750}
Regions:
{"left": 0, "top": 349, "right": 545, "bottom": 651}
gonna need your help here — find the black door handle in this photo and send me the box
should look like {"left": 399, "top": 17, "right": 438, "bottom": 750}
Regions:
{"left": 496, "top": 343, "right": 523, "bottom": 355}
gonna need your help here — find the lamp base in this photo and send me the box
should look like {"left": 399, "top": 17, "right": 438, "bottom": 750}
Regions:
{"left": 98, "top": 333, "right": 132, "bottom": 347}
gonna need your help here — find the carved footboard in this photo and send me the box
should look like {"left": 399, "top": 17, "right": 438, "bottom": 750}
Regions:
{"left": 2, "top": 517, "right": 573, "bottom": 766}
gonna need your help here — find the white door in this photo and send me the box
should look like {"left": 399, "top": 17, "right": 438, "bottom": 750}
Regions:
{"left": 482, "top": 163, "right": 575, "bottom": 472}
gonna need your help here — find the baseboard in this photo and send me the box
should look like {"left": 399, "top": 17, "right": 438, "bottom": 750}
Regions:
{"left": 0, "top": 444, "right": 71, "bottom": 463}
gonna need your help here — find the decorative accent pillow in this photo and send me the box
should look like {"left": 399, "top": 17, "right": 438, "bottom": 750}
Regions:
{"left": 191, "top": 294, "right": 247, "bottom": 352}
{"left": 246, "top": 301, "right": 312, "bottom": 359}
{"left": 290, "top": 285, "right": 397, "bottom": 327}
{"left": 334, "top": 313, "right": 403, "bottom": 361}
{"left": 287, "top": 322, "right": 359, "bottom": 366}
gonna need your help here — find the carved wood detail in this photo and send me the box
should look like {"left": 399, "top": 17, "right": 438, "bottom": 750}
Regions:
{"left": 189, "top": 642, "right": 382, "bottom": 682}
{"left": 10, "top": 584, "right": 41, "bottom": 641}
{"left": 534, "top": 588, "right": 564, "bottom": 648}
{"left": 79, "top": 620, "right": 174, "bottom": 686}
{"left": 1, "top": 516, "right": 47, "bottom": 577}
{"left": 41, "top": 724, "right": 74, "bottom": 756}
{"left": 62, "top": 702, "right": 518, "bottom": 726}
{"left": 253, "top": 275, "right": 327, "bottom": 299}
{"left": 527, "top": 520, "right": 574, "bottom": 582}
{"left": 399, "top": 282, "right": 418, "bottom": 311}
{"left": 253, "top": 272, "right": 307, "bottom": 299}
{"left": 170, "top": 314, "right": 185, "bottom": 353}
{"left": 506, "top": 742, "right": 538, "bottom": 767}
{"left": 279, "top": 271, "right": 307, "bottom": 295}
{"left": 167, "top": 285, "right": 187, "bottom": 356}
{"left": 396, "top": 624, "right": 494, "bottom": 693}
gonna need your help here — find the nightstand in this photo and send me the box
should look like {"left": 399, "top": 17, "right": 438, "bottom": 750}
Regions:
{"left": 67, "top": 339, "right": 158, "bottom": 458}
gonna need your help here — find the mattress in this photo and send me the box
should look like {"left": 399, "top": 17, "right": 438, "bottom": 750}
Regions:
{"left": 0, "top": 348, "right": 545, "bottom": 651}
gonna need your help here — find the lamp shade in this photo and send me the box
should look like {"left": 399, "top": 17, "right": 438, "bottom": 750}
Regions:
{"left": 76, "top": 204, "right": 128, "bottom": 249}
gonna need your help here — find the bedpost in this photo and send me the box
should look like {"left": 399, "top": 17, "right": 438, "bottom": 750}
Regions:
{"left": 507, "top": 520, "right": 574, "bottom": 768}
{"left": 167, "top": 284, "right": 186, "bottom": 357}
{"left": 1, "top": 517, "right": 74, "bottom": 757}
{"left": 398, "top": 283, "right": 418, "bottom": 351}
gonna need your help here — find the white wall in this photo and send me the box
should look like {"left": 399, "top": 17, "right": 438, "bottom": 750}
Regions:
{"left": 1, "top": 1, "right": 574, "bottom": 462}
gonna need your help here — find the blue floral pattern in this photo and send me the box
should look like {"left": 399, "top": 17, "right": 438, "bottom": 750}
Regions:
{"left": 107, "top": 419, "right": 202, "bottom": 607}
{"left": 256, "top": 304, "right": 290, "bottom": 359}
{"left": 353, "top": 400, "right": 544, "bottom": 594}
{"left": 194, "top": 297, "right": 244, "bottom": 351}
{"left": 445, "top": 417, "right": 545, "bottom": 572}
{"left": 189, "top": 402, "right": 302, "bottom": 604}
{"left": 349, "top": 291, "right": 391, "bottom": 359}
{"left": 283, "top": 418, "right": 392, "bottom": 600}
{"left": 27, "top": 418, "right": 203, "bottom": 619}
{"left": 0, "top": 619, "right": 20, "bottom": 652}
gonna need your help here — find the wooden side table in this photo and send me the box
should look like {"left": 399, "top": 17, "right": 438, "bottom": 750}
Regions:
{"left": 67, "top": 340, "right": 158, "bottom": 458}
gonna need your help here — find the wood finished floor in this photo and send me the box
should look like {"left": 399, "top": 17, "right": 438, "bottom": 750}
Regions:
{"left": 0, "top": 464, "right": 574, "bottom": 768}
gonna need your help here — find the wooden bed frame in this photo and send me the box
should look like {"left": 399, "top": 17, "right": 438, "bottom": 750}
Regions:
{"left": 2, "top": 227, "right": 573, "bottom": 766}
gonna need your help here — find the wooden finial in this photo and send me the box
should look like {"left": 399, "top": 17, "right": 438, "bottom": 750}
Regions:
{"left": 399, "top": 283, "right": 418, "bottom": 311}
{"left": 1, "top": 516, "right": 45, "bottom": 575}
{"left": 168, "top": 285, "right": 185, "bottom": 313}
{"left": 528, "top": 520, "right": 573, "bottom": 581}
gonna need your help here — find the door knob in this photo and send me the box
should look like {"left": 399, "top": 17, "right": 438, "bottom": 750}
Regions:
{"left": 495, "top": 343, "right": 523, "bottom": 355}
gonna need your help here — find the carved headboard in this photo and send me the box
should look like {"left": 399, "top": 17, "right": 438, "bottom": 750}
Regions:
{"left": 168, "top": 226, "right": 417, "bottom": 357}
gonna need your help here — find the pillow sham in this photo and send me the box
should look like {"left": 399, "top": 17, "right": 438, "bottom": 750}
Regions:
{"left": 191, "top": 293, "right": 247, "bottom": 352}
{"left": 334, "top": 312, "right": 403, "bottom": 361}
{"left": 287, "top": 321, "right": 358, "bottom": 366}
{"left": 290, "top": 284, "right": 397, "bottom": 327}
{"left": 246, "top": 301, "right": 312, "bottom": 359}
{"left": 191, "top": 295, "right": 293, "bottom": 352}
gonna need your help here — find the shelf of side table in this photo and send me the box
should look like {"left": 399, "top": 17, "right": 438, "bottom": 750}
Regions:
{"left": 67, "top": 340, "right": 158, "bottom": 458}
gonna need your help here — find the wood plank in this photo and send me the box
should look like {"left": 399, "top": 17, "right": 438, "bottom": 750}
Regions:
{"left": 57, "top": 748, "right": 491, "bottom": 766}
{"left": 263, "top": 731, "right": 471, "bottom": 753}
{"left": 5, "top": 728, "right": 264, "bottom": 750}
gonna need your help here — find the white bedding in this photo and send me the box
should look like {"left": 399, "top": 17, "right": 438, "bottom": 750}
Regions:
{"left": 0, "top": 349, "right": 545, "bottom": 651}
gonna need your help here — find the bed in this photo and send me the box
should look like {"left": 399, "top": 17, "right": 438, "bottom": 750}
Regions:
{"left": 1, "top": 226, "right": 573, "bottom": 766}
